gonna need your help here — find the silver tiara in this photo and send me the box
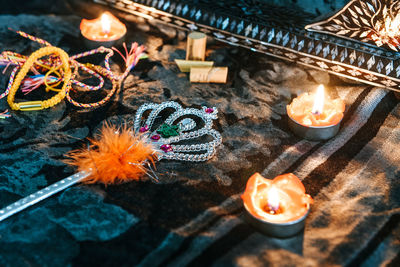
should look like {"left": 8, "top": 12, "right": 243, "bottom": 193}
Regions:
{"left": 134, "top": 101, "right": 222, "bottom": 162}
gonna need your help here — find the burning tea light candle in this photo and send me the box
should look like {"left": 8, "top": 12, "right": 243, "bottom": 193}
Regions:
{"left": 80, "top": 11, "right": 127, "bottom": 49}
{"left": 241, "top": 173, "right": 313, "bottom": 238}
{"left": 287, "top": 85, "right": 345, "bottom": 141}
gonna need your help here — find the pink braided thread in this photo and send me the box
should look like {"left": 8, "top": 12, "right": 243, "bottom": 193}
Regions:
{"left": 0, "top": 109, "right": 11, "bottom": 119}
{"left": 9, "top": 28, "right": 53, "bottom": 47}
{"left": 0, "top": 66, "right": 18, "bottom": 99}
{"left": 10, "top": 30, "right": 105, "bottom": 91}
{"left": 105, "top": 43, "right": 146, "bottom": 81}
{"left": 0, "top": 30, "right": 146, "bottom": 109}
{"left": 65, "top": 43, "right": 145, "bottom": 109}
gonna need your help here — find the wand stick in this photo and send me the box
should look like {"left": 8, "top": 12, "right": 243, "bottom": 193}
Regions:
{"left": 0, "top": 101, "right": 222, "bottom": 223}
{"left": 0, "top": 171, "right": 90, "bottom": 222}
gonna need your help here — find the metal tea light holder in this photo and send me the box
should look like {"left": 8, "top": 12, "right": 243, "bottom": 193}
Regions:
{"left": 80, "top": 11, "right": 127, "bottom": 49}
{"left": 288, "top": 116, "right": 342, "bottom": 141}
{"left": 243, "top": 203, "right": 311, "bottom": 238}
{"left": 81, "top": 33, "right": 126, "bottom": 49}
{"left": 241, "top": 173, "right": 313, "bottom": 238}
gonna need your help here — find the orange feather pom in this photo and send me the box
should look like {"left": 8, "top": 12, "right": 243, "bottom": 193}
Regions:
{"left": 65, "top": 123, "right": 158, "bottom": 185}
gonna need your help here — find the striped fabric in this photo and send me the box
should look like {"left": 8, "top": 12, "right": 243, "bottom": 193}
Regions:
{"left": 0, "top": 13, "right": 399, "bottom": 267}
{"left": 134, "top": 90, "right": 400, "bottom": 267}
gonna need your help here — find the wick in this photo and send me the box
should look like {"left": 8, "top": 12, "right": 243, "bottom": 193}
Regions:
{"left": 268, "top": 209, "right": 278, "bottom": 215}
{"left": 264, "top": 204, "right": 282, "bottom": 215}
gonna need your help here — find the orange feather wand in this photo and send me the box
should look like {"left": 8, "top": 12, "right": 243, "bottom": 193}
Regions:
{"left": 66, "top": 123, "right": 157, "bottom": 185}
{"left": 0, "top": 101, "right": 222, "bottom": 222}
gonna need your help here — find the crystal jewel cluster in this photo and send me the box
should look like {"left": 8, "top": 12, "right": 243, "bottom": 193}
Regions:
{"left": 134, "top": 101, "right": 222, "bottom": 162}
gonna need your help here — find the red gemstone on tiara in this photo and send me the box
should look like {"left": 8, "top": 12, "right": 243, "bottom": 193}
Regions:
{"left": 205, "top": 108, "right": 214, "bottom": 113}
{"left": 151, "top": 134, "right": 161, "bottom": 141}
{"left": 160, "top": 144, "right": 173, "bottom": 152}
{"left": 139, "top": 125, "right": 149, "bottom": 132}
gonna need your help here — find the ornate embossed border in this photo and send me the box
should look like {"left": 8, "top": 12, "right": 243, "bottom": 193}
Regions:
{"left": 306, "top": 0, "right": 400, "bottom": 51}
{"left": 94, "top": 0, "right": 400, "bottom": 92}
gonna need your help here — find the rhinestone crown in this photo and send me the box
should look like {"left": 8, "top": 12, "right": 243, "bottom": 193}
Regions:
{"left": 134, "top": 101, "right": 222, "bottom": 162}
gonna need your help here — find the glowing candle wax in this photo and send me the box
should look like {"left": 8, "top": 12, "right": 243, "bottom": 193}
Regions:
{"left": 242, "top": 173, "right": 313, "bottom": 237}
{"left": 80, "top": 11, "right": 127, "bottom": 48}
{"left": 242, "top": 173, "right": 312, "bottom": 222}
{"left": 287, "top": 85, "right": 345, "bottom": 140}
{"left": 287, "top": 85, "right": 345, "bottom": 127}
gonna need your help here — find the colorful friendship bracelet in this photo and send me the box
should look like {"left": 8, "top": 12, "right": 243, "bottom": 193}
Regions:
{"left": 0, "top": 30, "right": 146, "bottom": 112}
{"left": 66, "top": 66, "right": 120, "bottom": 109}
{"left": 7, "top": 46, "right": 72, "bottom": 111}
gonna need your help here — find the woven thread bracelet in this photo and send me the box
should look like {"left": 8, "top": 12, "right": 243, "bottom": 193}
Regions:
{"left": 7, "top": 46, "right": 72, "bottom": 111}
{"left": 1, "top": 30, "right": 145, "bottom": 112}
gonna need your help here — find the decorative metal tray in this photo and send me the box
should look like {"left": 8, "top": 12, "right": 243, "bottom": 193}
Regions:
{"left": 94, "top": 0, "right": 400, "bottom": 92}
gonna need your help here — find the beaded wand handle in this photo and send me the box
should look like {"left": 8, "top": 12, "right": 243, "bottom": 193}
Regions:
{"left": 0, "top": 170, "right": 90, "bottom": 222}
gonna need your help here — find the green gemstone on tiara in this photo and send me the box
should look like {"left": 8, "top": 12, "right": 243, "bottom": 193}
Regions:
{"left": 157, "top": 123, "right": 180, "bottom": 138}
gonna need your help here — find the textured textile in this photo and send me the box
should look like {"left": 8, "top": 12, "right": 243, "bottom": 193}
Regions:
{"left": 0, "top": 10, "right": 399, "bottom": 267}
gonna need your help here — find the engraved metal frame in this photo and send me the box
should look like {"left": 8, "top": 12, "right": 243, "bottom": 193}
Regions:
{"left": 306, "top": 0, "right": 400, "bottom": 51}
{"left": 94, "top": 0, "right": 400, "bottom": 92}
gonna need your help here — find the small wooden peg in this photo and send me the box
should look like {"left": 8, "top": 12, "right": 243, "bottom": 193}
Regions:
{"left": 190, "top": 67, "right": 228, "bottom": 83}
{"left": 174, "top": 59, "right": 214, "bottom": 72}
{"left": 186, "top": 32, "right": 207, "bottom": 61}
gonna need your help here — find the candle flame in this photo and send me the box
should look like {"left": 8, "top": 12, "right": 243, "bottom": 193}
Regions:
{"left": 101, "top": 13, "right": 111, "bottom": 35}
{"left": 242, "top": 173, "right": 313, "bottom": 222}
{"left": 311, "top": 84, "right": 325, "bottom": 115}
{"left": 80, "top": 11, "right": 127, "bottom": 42}
{"left": 267, "top": 187, "right": 280, "bottom": 212}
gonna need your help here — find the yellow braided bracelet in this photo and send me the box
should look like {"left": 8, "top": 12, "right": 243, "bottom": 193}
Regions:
{"left": 7, "top": 46, "right": 72, "bottom": 111}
